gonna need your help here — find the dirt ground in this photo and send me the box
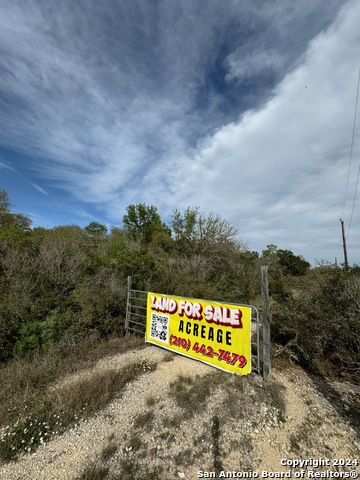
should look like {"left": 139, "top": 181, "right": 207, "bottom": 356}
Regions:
{"left": 0, "top": 345, "right": 359, "bottom": 479}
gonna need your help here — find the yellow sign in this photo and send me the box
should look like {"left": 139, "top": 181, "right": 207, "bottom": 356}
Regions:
{"left": 146, "top": 293, "right": 252, "bottom": 375}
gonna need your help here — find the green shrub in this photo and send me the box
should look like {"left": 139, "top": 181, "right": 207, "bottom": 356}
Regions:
{"left": 272, "top": 268, "right": 360, "bottom": 376}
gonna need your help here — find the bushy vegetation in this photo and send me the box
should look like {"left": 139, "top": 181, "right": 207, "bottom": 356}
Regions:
{"left": 0, "top": 193, "right": 260, "bottom": 363}
{"left": 0, "top": 189, "right": 359, "bottom": 379}
{"left": 271, "top": 266, "right": 360, "bottom": 376}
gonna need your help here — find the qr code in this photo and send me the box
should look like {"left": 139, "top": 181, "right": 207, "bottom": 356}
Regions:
{"left": 150, "top": 313, "right": 169, "bottom": 343}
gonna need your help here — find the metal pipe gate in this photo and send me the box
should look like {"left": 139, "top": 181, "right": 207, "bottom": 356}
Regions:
{"left": 125, "top": 277, "right": 260, "bottom": 374}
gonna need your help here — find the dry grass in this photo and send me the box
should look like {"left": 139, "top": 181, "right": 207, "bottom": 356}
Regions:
{"left": 168, "top": 373, "right": 213, "bottom": 415}
{"left": 76, "top": 464, "right": 110, "bottom": 480}
{"left": 0, "top": 334, "right": 144, "bottom": 427}
{"left": 0, "top": 335, "right": 150, "bottom": 461}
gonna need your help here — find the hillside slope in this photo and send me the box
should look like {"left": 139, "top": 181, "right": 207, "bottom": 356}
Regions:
{"left": 0, "top": 345, "right": 359, "bottom": 479}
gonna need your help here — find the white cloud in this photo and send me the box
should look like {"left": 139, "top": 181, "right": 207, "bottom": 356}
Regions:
{"left": 0, "top": 0, "right": 358, "bottom": 263}
{"left": 146, "top": 0, "right": 360, "bottom": 263}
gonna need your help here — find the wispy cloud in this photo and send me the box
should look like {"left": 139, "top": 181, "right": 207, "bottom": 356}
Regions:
{"left": 31, "top": 183, "right": 49, "bottom": 195}
{"left": 0, "top": 160, "right": 14, "bottom": 171}
{"left": 0, "top": 0, "right": 358, "bottom": 262}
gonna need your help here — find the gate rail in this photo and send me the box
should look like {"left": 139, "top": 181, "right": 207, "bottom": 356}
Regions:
{"left": 125, "top": 286, "right": 148, "bottom": 336}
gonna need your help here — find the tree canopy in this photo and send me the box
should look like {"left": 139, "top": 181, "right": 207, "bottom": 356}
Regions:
{"left": 0, "top": 189, "right": 31, "bottom": 232}
{"left": 123, "top": 204, "right": 169, "bottom": 245}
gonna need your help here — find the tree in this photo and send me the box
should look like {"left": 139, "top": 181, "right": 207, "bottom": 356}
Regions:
{"left": 262, "top": 245, "right": 310, "bottom": 276}
{"left": 84, "top": 222, "right": 107, "bottom": 238}
{"left": 123, "top": 204, "right": 169, "bottom": 245}
{"left": 0, "top": 189, "right": 11, "bottom": 213}
{"left": 277, "top": 249, "right": 310, "bottom": 276}
{"left": 171, "top": 206, "right": 199, "bottom": 243}
{"left": 0, "top": 189, "right": 31, "bottom": 232}
{"left": 84, "top": 222, "right": 108, "bottom": 252}
{"left": 197, "top": 212, "right": 238, "bottom": 247}
{"left": 171, "top": 207, "right": 240, "bottom": 255}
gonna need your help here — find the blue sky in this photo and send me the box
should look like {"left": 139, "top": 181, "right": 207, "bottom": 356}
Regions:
{"left": 1, "top": 0, "right": 360, "bottom": 265}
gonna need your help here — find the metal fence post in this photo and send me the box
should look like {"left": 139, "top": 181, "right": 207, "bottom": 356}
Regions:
{"left": 125, "top": 276, "right": 131, "bottom": 336}
{"left": 261, "top": 266, "right": 271, "bottom": 382}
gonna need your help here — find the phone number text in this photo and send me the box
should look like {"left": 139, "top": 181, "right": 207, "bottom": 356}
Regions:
{"left": 169, "top": 334, "right": 247, "bottom": 368}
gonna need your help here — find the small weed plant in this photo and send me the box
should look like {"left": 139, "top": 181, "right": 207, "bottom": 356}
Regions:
{"left": 168, "top": 371, "right": 228, "bottom": 416}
